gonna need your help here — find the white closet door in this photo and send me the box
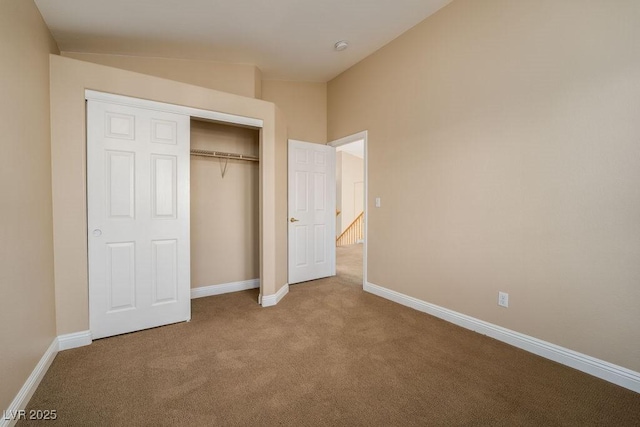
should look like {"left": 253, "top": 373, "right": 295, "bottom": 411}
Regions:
{"left": 87, "top": 100, "right": 190, "bottom": 339}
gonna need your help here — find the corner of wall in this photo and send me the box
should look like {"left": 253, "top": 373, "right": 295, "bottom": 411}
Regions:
{"left": 254, "top": 67, "right": 263, "bottom": 99}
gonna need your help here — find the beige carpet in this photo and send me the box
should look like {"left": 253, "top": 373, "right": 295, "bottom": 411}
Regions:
{"left": 20, "top": 244, "right": 640, "bottom": 426}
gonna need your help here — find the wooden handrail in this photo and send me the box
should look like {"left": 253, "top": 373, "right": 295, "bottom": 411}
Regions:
{"left": 336, "top": 211, "right": 364, "bottom": 246}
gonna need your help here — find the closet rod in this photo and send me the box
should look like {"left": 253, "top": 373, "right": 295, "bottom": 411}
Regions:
{"left": 190, "top": 148, "right": 259, "bottom": 162}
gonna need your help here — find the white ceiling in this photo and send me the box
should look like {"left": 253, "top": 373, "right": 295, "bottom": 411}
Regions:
{"left": 34, "top": 0, "right": 452, "bottom": 82}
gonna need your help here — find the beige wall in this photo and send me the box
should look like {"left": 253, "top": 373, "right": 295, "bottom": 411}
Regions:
{"left": 262, "top": 80, "right": 327, "bottom": 143}
{"left": 337, "top": 152, "right": 364, "bottom": 235}
{"left": 60, "top": 55, "right": 326, "bottom": 149}
{"left": 62, "top": 52, "right": 261, "bottom": 98}
{"left": 191, "top": 120, "right": 259, "bottom": 288}
{"left": 50, "top": 55, "right": 287, "bottom": 335}
{"left": 328, "top": 0, "right": 640, "bottom": 371}
{"left": 254, "top": 68, "right": 263, "bottom": 100}
{"left": 0, "top": 0, "right": 59, "bottom": 411}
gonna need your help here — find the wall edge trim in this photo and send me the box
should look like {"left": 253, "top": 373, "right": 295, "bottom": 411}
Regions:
{"left": 262, "top": 283, "right": 289, "bottom": 307}
{"left": 1, "top": 339, "right": 58, "bottom": 427}
{"left": 191, "top": 279, "right": 260, "bottom": 299}
{"left": 85, "top": 90, "right": 264, "bottom": 128}
{"left": 57, "top": 330, "right": 92, "bottom": 351}
{"left": 364, "top": 281, "right": 640, "bottom": 394}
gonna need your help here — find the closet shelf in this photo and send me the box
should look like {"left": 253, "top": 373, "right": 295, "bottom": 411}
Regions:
{"left": 190, "top": 149, "right": 259, "bottom": 162}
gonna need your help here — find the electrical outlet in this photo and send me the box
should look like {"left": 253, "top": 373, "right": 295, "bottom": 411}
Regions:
{"left": 498, "top": 291, "right": 509, "bottom": 308}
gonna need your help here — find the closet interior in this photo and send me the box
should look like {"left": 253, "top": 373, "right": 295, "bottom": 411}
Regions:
{"left": 190, "top": 118, "right": 260, "bottom": 290}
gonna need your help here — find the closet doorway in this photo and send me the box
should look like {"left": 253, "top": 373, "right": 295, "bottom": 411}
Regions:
{"left": 86, "top": 90, "right": 263, "bottom": 340}
{"left": 190, "top": 119, "right": 260, "bottom": 296}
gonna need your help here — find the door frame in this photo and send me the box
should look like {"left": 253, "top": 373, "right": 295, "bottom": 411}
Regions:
{"left": 85, "top": 90, "right": 263, "bottom": 128}
{"left": 329, "top": 131, "right": 368, "bottom": 287}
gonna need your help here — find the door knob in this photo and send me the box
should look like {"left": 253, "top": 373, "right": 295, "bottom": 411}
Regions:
{"left": 92, "top": 229, "right": 102, "bottom": 237}
{"left": 290, "top": 218, "right": 299, "bottom": 223}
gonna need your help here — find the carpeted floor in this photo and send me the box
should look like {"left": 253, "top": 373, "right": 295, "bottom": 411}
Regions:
{"left": 20, "top": 244, "right": 640, "bottom": 426}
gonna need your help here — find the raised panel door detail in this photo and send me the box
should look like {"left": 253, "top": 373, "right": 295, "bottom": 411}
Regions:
{"left": 151, "top": 154, "right": 177, "bottom": 219}
{"left": 106, "top": 242, "right": 136, "bottom": 312}
{"left": 151, "top": 119, "right": 177, "bottom": 145}
{"left": 295, "top": 148, "right": 309, "bottom": 164}
{"left": 152, "top": 240, "right": 178, "bottom": 304}
{"left": 105, "top": 112, "right": 135, "bottom": 140}
{"left": 107, "top": 150, "right": 135, "bottom": 219}
{"left": 88, "top": 99, "right": 190, "bottom": 340}
{"left": 314, "top": 173, "right": 326, "bottom": 211}
{"left": 295, "top": 171, "right": 308, "bottom": 212}
{"left": 314, "top": 225, "right": 326, "bottom": 264}
{"left": 314, "top": 152, "right": 326, "bottom": 165}
{"left": 295, "top": 226, "right": 308, "bottom": 267}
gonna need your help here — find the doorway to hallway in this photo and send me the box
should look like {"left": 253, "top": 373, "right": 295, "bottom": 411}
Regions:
{"left": 336, "top": 244, "right": 363, "bottom": 286}
{"left": 329, "top": 131, "right": 368, "bottom": 287}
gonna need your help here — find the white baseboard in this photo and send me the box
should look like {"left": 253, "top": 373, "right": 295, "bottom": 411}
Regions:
{"left": 261, "top": 283, "right": 289, "bottom": 307}
{"left": 57, "top": 330, "right": 92, "bottom": 351}
{"left": 1, "top": 339, "right": 57, "bottom": 427}
{"left": 364, "top": 281, "right": 640, "bottom": 394}
{"left": 191, "top": 278, "right": 260, "bottom": 299}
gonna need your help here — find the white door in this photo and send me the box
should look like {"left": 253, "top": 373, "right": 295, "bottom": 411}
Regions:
{"left": 288, "top": 140, "right": 336, "bottom": 284}
{"left": 87, "top": 100, "right": 191, "bottom": 339}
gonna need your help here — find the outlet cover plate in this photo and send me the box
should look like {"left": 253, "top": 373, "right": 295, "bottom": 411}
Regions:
{"left": 498, "top": 291, "right": 509, "bottom": 308}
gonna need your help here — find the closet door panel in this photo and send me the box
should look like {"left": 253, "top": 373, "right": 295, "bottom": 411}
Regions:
{"left": 106, "top": 241, "right": 136, "bottom": 312}
{"left": 151, "top": 119, "right": 177, "bottom": 145}
{"left": 106, "top": 150, "right": 136, "bottom": 219}
{"left": 151, "top": 239, "right": 178, "bottom": 305}
{"left": 151, "top": 154, "right": 177, "bottom": 219}
{"left": 105, "top": 112, "right": 135, "bottom": 140}
{"left": 88, "top": 99, "right": 190, "bottom": 340}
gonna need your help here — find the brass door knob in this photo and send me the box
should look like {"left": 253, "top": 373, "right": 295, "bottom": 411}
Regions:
{"left": 290, "top": 217, "right": 299, "bottom": 223}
